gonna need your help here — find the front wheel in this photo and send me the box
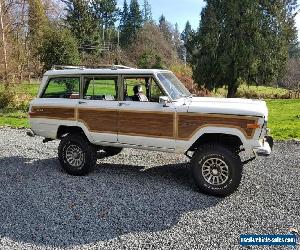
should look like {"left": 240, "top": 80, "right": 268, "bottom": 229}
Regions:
{"left": 58, "top": 134, "right": 97, "bottom": 176}
{"left": 191, "top": 143, "right": 242, "bottom": 197}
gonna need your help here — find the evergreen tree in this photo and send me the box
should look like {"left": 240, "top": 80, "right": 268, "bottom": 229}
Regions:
{"left": 28, "top": 0, "right": 48, "bottom": 48}
{"left": 181, "top": 21, "right": 192, "bottom": 45}
{"left": 181, "top": 21, "right": 193, "bottom": 62}
{"left": 142, "top": 0, "right": 152, "bottom": 23}
{"left": 159, "top": 14, "right": 172, "bottom": 42}
{"left": 119, "top": 0, "right": 130, "bottom": 46}
{"left": 128, "top": 0, "right": 143, "bottom": 34}
{"left": 120, "top": 0, "right": 142, "bottom": 47}
{"left": 92, "top": 0, "right": 118, "bottom": 33}
{"left": 39, "top": 28, "right": 80, "bottom": 70}
{"left": 28, "top": 0, "right": 49, "bottom": 75}
{"left": 119, "top": 0, "right": 129, "bottom": 30}
{"left": 191, "top": 0, "right": 298, "bottom": 97}
{"left": 289, "top": 42, "right": 300, "bottom": 58}
{"left": 63, "top": 0, "right": 99, "bottom": 47}
{"left": 174, "top": 23, "right": 182, "bottom": 59}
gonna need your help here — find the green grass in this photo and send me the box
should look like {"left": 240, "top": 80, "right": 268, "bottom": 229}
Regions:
{"left": 0, "top": 109, "right": 29, "bottom": 127}
{"left": 215, "top": 84, "right": 289, "bottom": 99}
{"left": 266, "top": 99, "right": 300, "bottom": 140}
{"left": 0, "top": 116, "right": 29, "bottom": 127}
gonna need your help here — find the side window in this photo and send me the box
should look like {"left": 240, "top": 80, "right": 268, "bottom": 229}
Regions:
{"left": 123, "top": 76, "right": 164, "bottom": 103}
{"left": 42, "top": 77, "right": 80, "bottom": 99}
{"left": 83, "top": 76, "right": 118, "bottom": 101}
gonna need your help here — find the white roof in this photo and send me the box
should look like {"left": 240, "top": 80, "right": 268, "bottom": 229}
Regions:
{"left": 44, "top": 68, "right": 171, "bottom": 76}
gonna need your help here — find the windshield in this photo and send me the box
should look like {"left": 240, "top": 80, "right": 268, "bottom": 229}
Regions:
{"left": 157, "top": 72, "right": 191, "bottom": 100}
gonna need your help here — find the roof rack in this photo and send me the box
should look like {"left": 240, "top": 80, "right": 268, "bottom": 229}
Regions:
{"left": 111, "top": 65, "right": 132, "bottom": 69}
{"left": 51, "top": 65, "right": 85, "bottom": 70}
{"left": 51, "top": 64, "right": 132, "bottom": 71}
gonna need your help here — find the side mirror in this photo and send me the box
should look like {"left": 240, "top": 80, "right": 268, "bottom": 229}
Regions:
{"left": 159, "top": 96, "right": 171, "bottom": 107}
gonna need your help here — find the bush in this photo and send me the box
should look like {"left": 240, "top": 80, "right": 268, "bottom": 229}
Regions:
{"left": 39, "top": 27, "right": 80, "bottom": 70}
{"left": 170, "top": 64, "right": 193, "bottom": 78}
{"left": 137, "top": 52, "right": 153, "bottom": 68}
{"left": 0, "top": 91, "right": 15, "bottom": 109}
{"left": 236, "top": 85, "right": 291, "bottom": 99}
{"left": 0, "top": 87, "right": 32, "bottom": 111}
{"left": 175, "top": 73, "right": 211, "bottom": 97}
{"left": 13, "top": 93, "right": 32, "bottom": 111}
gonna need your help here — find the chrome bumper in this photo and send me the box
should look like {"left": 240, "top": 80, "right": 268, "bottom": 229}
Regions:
{"left": 254, "top": 136, "right": 273, "bottom": 157}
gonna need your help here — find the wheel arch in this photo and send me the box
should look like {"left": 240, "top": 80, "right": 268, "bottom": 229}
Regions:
{"left": 57, "top": 125, "right": 91, "bottom": 142}
{"left": 187, "top": 131, "right": 245, "bottom": 153}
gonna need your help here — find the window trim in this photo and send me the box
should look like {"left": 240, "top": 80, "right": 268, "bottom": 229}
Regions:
{"left": 40, "top": 76, "right": 81, "bottom": 99}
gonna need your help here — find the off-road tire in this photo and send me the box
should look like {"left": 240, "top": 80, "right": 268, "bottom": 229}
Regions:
{"left": 191, "top": 143, "right": 242, "bottom": 197}
{"left": 58, "top": 134, "right": 97, "bottom": 176}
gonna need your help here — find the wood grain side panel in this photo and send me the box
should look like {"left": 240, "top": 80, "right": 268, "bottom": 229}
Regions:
{"left": 177, "top": 114, "right": 257, "bottom": 140}
{"left": 78, "top": 108, "right": 118, "bottom": 134}
{"left": 118, "top": 111, "right": 174, "bottom": 138}
{"left": 30, "top": 106, "right": 75, "bottom": 120}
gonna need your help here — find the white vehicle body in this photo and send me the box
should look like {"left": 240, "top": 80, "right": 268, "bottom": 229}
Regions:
{"left": 29, "top": 67, "right": 272, "bottom": 157}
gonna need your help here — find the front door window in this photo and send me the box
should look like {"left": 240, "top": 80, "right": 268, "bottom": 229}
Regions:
{"left": 123, "top": 76, "right": 164, "bottom": 102}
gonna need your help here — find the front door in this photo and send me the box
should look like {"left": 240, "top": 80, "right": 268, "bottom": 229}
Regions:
{"left": 118, "top": 75, "right": 176, "bottom": 150}
{"left": 77, "top": 75, "right": 119, "bottom": 143}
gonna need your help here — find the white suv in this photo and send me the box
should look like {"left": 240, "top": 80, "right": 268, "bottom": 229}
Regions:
{"left": 28, "top": 65, "right": 273, "bottom": 197}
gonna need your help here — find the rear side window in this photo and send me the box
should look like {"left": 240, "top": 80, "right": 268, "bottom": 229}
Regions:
{"left": 42, "top": 77, "right": 80, "bottom": 99}
{"left": 83, "top": 76, "right": 118, "bottom": 101}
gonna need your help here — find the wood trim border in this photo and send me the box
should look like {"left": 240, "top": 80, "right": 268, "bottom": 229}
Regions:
{"left": 177, "top": 113, "right": 258, "bottom": 140}
{"left": 30, "top": 106, "right": 258, "bottom": 140}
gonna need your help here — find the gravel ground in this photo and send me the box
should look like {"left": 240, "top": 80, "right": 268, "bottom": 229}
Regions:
{"left": 0, "top": 127, "right": 299, "bottom": 250}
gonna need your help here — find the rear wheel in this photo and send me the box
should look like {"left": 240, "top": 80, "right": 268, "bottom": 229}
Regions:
{"left": 191, "top": 143, "right": 242, "bottom": 197}
{"left": 58, "top": 134, "right": 97, "bottom": 176}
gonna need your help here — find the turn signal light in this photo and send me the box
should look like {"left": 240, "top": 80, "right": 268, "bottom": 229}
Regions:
{"left": 247, "top": 123, "right": 261, "bottom": 129}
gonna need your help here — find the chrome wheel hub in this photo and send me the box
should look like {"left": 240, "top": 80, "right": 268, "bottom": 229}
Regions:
{"left": 201, "top": 158, "right": 229, "bottom": 186}
{"left": 65, "top": 145, "right": 84, "bottom": 168}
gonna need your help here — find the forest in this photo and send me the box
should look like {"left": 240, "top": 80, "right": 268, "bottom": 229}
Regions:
{"left": 0, "top": 0, "right": 299, "bottom": 98}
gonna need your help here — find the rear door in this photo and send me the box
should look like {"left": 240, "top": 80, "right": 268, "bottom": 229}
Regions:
{"left": 117, "top": 75, "right": 176, "bottom": 150}
{"left": 77, "top": 75, "right": 119, "bottom": 143}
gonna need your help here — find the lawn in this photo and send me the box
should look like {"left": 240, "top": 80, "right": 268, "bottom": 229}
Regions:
{"left": 214, "top": 84, "right": 290, "bottom": 99}
{"left": 267, "top": 99, "right": 300, "bottom": 140}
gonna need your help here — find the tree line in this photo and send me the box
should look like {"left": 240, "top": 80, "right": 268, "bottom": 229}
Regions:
{"left": 0, "top": 0, "right": 184, "bottom": 82}
{"left": 0, "top": 0, "right": 299, "bottom": 97}
{"left": 187, "top": 0, "right": 299, "bottom": 97}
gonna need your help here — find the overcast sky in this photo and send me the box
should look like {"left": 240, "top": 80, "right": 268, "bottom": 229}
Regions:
{"left": 117, "top": 0, "right": 300, "bottom": 38}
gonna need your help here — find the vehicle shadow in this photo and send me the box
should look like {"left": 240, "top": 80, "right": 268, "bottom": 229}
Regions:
{"left": 0, "top": 155, "right": 221, "bottom": 247}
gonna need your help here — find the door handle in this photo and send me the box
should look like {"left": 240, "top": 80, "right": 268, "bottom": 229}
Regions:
{"left": 78, "top": 101, "right": 86, "bottom": 105}
{"left": 119, "top": 103, "right": 130, "bottom": 106}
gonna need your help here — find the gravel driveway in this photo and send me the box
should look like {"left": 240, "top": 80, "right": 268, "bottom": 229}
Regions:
{"left": 0, "top": 128, "right": 299, "bottom": 250}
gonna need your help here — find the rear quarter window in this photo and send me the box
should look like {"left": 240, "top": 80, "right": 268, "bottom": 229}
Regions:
{"left": 42, "top": 77, "right": 80, "bottom": 99}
